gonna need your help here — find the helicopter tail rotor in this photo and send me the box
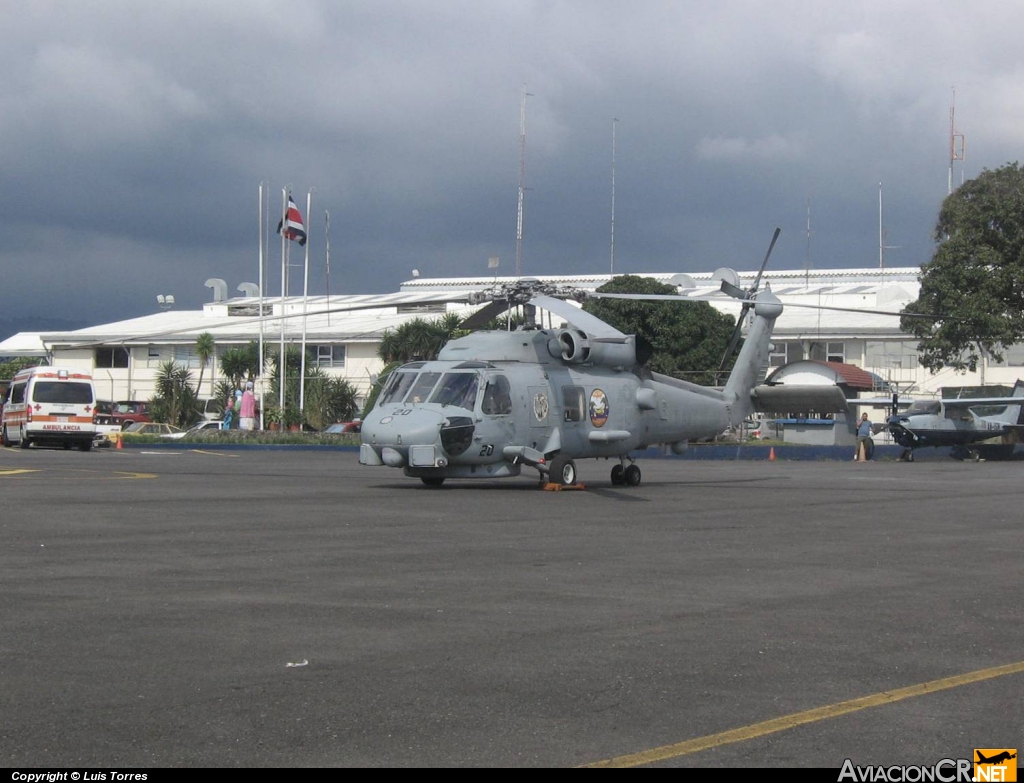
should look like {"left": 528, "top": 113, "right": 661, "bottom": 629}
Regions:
{"left": 717, "top": 227, "right": 781, "bottom": 380}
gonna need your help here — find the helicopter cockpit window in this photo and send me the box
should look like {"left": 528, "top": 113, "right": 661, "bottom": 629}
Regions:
{"left": 562, "top": 386, "right": 585, "bottom": 422}
{"left": 430, "top": 373, "right": 479, "bottom": 409}
{"left": 481, "top": 375, "right": 512, "bottom": 415}
{"left": 379, "top": 371, "right": 418, "bottom": 405}
{"left": 407, "top": 372, "right": 441, "bottom": 404}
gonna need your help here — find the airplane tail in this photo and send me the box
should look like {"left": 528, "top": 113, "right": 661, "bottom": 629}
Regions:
{"left": 984, "top": 379, "right": 1024, "bottom": 425}
{"left": 723, "top": 293, "right": 782, "bottom": 421}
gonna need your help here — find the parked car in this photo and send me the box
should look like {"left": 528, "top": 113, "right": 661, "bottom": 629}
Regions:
{"left": 123, "top": 422, "right": 182, "bottom": 436}
{"left": 112, "top": 401, "right": 152, "bottom": 429}
{"left": 323, "top": 420, "right": 361, "bottom": 434}
{"left": 161, "top": 420, "right": 224, "bottom": 439}
{"left": 198, "top": 398, "right": 224, "bottom": 421}
{"left": 91, "top": 400, "right": 121, "bottom": 442}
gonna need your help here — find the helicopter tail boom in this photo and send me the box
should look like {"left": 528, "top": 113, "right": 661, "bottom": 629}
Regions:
{"left": 722, "top": 293, "right": 782, "bottom": 422}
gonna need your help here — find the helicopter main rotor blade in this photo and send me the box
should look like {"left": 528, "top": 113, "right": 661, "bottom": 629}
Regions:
{"left": 46, "top": 291, "right": 478, "bottom": 351}
{"left": 530, "top": 295, "right": 626, "bottom": 338}
{"left": 584, "top": 291, "right": 944, "bottom": 320}
{"left": 458, "top": 299, "right": 513, "bottom": 330}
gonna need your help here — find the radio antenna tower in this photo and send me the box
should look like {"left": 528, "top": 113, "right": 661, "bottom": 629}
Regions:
{"left": 610, "top": 118, "right": 618, "bottom": 275}
{"left": 949, "top": 88, "right": 966, "bottom": 195}
{"left": 515, "top": 85, "right": 532, "bottom": 277}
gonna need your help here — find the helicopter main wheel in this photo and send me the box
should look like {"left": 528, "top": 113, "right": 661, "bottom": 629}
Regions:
{"left": 550, "top": 456, "right": 577, "bottom": 486}
{"left": 610, "top": 464, "right": 625, "bottom": 485}
{"left": 624, "top": 464, "right": 642, "bottom": 486}
{"left": 421, "top": 476, "right": 446, "bottom": 487}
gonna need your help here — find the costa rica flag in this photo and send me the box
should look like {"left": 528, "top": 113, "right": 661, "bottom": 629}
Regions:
{"left": 277, "top": 194, "right": 307, "bottom": 246}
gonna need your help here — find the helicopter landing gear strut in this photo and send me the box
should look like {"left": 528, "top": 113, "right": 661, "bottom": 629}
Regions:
{"left": 611, "top": 458, "right": 641, "bottom": 487}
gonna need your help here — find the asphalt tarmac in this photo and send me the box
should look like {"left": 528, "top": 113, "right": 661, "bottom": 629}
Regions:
{"left": 2, "top": 446, "right": 1021, "bottom": 768}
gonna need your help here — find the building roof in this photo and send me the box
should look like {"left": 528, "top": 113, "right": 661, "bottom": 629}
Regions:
{"left": 0, "top": 266, "right": 923, "bottom": 355}
{"left": 765, "top": 360, "right": 882, "bottom": 391}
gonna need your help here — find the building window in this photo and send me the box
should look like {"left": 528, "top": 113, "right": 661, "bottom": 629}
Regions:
{"left": 314, "top": 344, "right": 346, "bottom": 368}
{"left": 866, "top": 341, "right": 918, "bottom": 371}
{"left": 769, "top": 343, "right": 788, "bottom": 368}
{"left": 173, "top": 346, "right": 199, "bottom": 368}
{"left": 95, "top": 347, "right": 130, "bottom": 368}
{"left": 992, "top": 344, "right": 1024, "bottom": 366}
{"left": 826, "top": 342, "right": 845, "bottom": 363}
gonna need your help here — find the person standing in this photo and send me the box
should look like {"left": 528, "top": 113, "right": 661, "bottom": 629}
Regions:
{"left": 222, "top": 393, "right": 235, "bottom": 430}
{"left": 239, "top": 381, "right": 257, "bottom": 431}
{"left": 855, "top": 412, "right": 873, "bottom": 462}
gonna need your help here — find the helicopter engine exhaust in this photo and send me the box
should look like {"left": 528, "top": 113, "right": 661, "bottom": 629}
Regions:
{"left": 547, "top": 329, "right": 636, "bottom": 369}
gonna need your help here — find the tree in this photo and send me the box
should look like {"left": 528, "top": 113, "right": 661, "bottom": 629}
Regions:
{"left": 0, "top": 357, "right": 46, "bottom": 381}
{"left": 303, "top": 368, "right": 359, "bottom": 430}
{"left": 581, "top": 275, "right": 737, "bottom": 385}
{"left": 219, "top": 342, "right": 261, "bottom": 388}
{"left": 377, "top": 314, "right": 465, "bottom": 364}
{"left": 194, "top": 332, "right": 215, "bottom": 397}
{"left": 903, "top": 162, "right": 1024, "bottom": 373}
{"left": 151, "top": 360, "right": 200, "bottom": 428}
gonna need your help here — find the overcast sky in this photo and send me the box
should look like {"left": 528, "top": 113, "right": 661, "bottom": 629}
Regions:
{"left": 3, "top": 1, "right": 1023, "bottom": 327}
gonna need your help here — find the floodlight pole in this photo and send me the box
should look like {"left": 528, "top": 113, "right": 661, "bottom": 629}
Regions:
{"left": 515, "top": 85, "right": 531, "bottom": 278}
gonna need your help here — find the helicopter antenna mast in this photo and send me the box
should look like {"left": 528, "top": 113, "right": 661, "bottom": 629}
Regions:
{"left": 515, "top": 84, "right": 532, "bottom": 278}
{"left": 610, "top": 117, "right": 618, "bottom": 275}
{"left": 949, "top": 88, "right": 965, "bottom": 195}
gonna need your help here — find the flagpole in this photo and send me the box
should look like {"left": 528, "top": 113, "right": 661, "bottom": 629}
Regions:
{"left": 325, "top": 210, "right": 331, "bottom": 327}
{"left": 299, "top": 189, "right": 312, "bottom": 417}
{"left": 279, "top": 188, "right": 287, "bottom": 416}
{"left": 258, "top": 182, "right": 265, "bottom": 431}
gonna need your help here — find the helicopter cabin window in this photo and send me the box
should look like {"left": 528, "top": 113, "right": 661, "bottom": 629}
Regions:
{"left": 481, "top": 375, "right": 512, "bottom": 415}
{"left": 430, "top": 373, "right": 479, "bottom": 409}
{"left": 379, "top": 371, "right": 418, "bottom": 405}
{"left": 562, "top": 386, "right": 585, "bottom": 422}
{"left": 407, "top": 372, "right": 441, "bottom": 404}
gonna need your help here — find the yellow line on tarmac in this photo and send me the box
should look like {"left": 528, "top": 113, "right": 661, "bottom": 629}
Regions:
{"left": 111, "top": 471, "right": 157, "bottom": 479}
{"left": 189, "top": 449, "right": 236, "bottom": 457}
{"left": 0, "top": 469, "right": 40, "bottom": 477}
{"left": 582, "top": 660, "right": 1024, "bottom": 768}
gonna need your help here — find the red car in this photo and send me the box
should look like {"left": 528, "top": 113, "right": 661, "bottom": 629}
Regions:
{"left": 111, "top": 401, "right": 152, "bottom": 429}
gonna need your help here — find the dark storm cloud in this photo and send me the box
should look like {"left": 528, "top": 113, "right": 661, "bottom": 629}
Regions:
{"left": 3, "top": 1, "right": 1024, "bottom": 325}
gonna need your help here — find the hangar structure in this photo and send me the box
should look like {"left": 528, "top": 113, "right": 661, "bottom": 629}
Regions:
{"left": 2, "top": 265, "right": 1022, "bottom": 411}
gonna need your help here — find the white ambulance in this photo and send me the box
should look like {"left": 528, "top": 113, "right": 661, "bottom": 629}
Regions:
{"left": 1, "top": 367, "right": 98, "bottom": 451}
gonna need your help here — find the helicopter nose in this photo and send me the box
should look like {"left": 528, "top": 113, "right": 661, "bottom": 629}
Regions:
{"left": 360, "top": 408, "right": 471, "bottom": 468}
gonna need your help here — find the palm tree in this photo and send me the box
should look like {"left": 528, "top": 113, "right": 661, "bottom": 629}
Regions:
{"left": 377, "top": 313, "right": 465, "bottom": 364}
{"left": 219, "top": 342, "right": 261, "bottom": 388}
{"left": 151, "top": 360, "right": 199, "bottom": 428}
{"left": 194, "top": 332, "right": 215, "bottom": 397}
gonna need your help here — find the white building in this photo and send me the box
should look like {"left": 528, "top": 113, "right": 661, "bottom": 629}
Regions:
{"left": 2, "top": 265, "right": 1021, "bottom": 407}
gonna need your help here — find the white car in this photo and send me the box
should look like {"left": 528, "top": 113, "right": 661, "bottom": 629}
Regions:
{"left": 160, "top": 420, "right": 224, "bottom": 440}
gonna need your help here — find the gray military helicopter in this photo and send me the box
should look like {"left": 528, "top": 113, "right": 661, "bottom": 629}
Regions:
{"left": 358, "top": 245, "right": 786, "bottom": 487}
{"left": 886, "top": 381, "right": 1024, "bottom": 461}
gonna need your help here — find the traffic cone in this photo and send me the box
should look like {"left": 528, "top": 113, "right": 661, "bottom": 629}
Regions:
{"left": 768, "top": 446, "right": 776, "bottom": 461}
{"left": 115, "top": 433, "right": 123, "bottom": 450}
